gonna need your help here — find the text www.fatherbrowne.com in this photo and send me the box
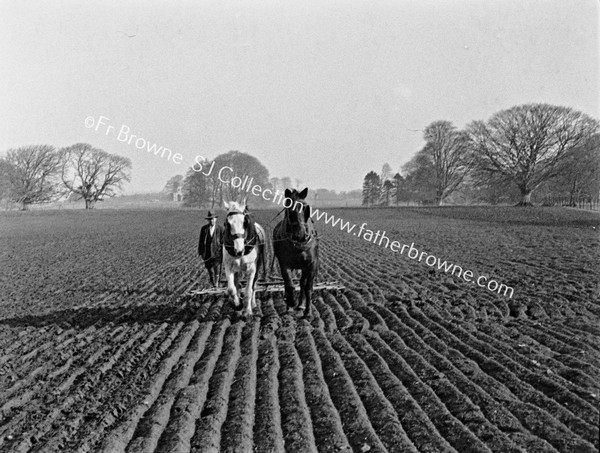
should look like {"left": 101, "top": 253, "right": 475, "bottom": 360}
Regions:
{"left": 308, "top": 207, "right": 514, "bottom": 299}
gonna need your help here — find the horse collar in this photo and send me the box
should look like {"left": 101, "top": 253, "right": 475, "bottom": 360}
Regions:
{"left": 288, "top": 231, "right": 315, "bottom": 250}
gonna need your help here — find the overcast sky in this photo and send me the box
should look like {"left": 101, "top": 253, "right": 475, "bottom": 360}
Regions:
{"left": 1, "top": 0, "right": 598, "bottom": 194}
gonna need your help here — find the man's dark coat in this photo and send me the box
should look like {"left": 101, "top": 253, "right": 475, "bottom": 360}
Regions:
{"left": 198, "top": 224, "right": 224, "bottom": 263}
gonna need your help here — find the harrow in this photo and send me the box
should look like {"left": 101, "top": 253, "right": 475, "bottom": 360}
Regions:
{"left": 188, "top": 276, "right": 345, "bottom": 296}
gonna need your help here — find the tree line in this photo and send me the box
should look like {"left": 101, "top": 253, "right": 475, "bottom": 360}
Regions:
{"left": 0, "top": 143, "right": 131, "bottom": 210}
{"left": 362, "top": 103, "right": 599, "bottom": 206}
{"left": 166, "top": 150, "right": 316, "bottom": 208}
{"left": 163, "top": 150, "right": 362, "bottom": 208}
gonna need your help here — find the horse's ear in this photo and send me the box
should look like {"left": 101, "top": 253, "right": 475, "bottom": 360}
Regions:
{"left": 242, "top": 196, "right": 248, "bottom": 210}
{"left": 223, "top": 200, "right": 230, "bottom": 209}
{"left": 298, "top": 187, "right": 308, "bottom": 199}
{"left": 304, "top": 204, "right": 311, "bottom": 222}
{"left": 284, "top": 188, "right": 291, "bottom": 199}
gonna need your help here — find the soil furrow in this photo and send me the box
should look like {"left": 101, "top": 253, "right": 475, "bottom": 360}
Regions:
{"left": 276, "top": 314, "right": 318, "bottom": 453}
{"left": 189, "top": 321, "right": 244, "bottom": 452}
{"left": 328, "top": 328, "right": 418, "bottom": 452}
{"left": 410, "top": 305, "right": 599, "bottom": 445}
{"left": 154, "top": 318, "right": 230, "bottom": 453}
{"left": 474, "top": 322, "right": 599, "bottom": 405}
{"left": 0, "top": 324, "right": 107, "bottom": 407}
{"left": 74, "top": 321, "right": 191, "bottom": 452}
{"left": 253, "top": 298, "right": 285, "bottom": 453}
{"left": 295, "top": 323, "right": 352, "bottom": 452}
{"left": 375, "top": 305, "right": 555, "bottom": 452}
{"left": 124, "top": 321, "right": 214, "bottom": 453}
{"left": 366, "top": 328, "right": 495, "bottom": 453}
{"left": 310, "top": 327, "right": 387, "bottom": 452}
{"left": 8, "top": 323, "right": 153, "bottom": 453}
{"left": 0, "top": 325, "right": 131, "bottom": 449}
{"left": 388, "top": 304, "right": 596, "bottom": 451}
{"left": 220, "top": 319, "right": 260, "bottom": 452}
{"left": 346, "top": 332, "right": 457, "bottom": 452}
{"left": 33, "top": 322, "right": 172, "bottom": 452}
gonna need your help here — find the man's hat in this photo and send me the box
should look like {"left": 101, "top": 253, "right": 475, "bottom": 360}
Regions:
{"left": 205, "top": 210, "right": 218, "bottom": 219}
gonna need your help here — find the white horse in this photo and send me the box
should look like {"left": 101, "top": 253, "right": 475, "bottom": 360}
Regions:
{"left": 222, "top": 199, "right": 265, "bottom": 316}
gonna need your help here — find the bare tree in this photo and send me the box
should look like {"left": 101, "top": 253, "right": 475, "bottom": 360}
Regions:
{"left": 467, "top": 104, "right": 599, "bottom": 206}
{"left": 61, "top": 143, "right": 131, "bottom": 209}
{"left": 1, "top": 145, "right": 64, "bottom": 210}
{"left": 0, "top": 158, "right": 12, "bottom": 204}
{"left": 422, "top": 121, "right": 472, "bottom": 205}
{"left": 538, "top": 134, "right": 600, "bottom": 205}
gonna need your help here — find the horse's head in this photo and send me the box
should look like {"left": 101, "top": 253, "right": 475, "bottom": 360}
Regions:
{"left": 283, "top": 187, "right": 312, "bottom": 241}
{"left": 223, "top": 199, "right": 250, "bottom": 256}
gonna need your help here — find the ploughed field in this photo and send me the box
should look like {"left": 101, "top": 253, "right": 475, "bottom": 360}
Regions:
{"left": 0, "top": 207, "right": 598, "bottom": 453}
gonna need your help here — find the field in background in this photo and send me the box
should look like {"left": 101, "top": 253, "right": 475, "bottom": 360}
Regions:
{"left": 0, "top": 192, "right": 364, "bottom": 211}
{"left": 0, "top": 207, "right": 598, "bottom": 452}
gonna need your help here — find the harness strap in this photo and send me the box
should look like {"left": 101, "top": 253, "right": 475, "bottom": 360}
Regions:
{"left": 223, "top": 211, "right": 261, "bottom": 257}
{"left": 278, "top": 208, "right": 317, "bottom": 250}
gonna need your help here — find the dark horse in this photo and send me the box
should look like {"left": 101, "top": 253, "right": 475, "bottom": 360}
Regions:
{"left": 273, "top": 188, "right": 319, "bottom": 318}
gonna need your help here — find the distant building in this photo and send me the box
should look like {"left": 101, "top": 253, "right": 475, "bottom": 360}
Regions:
{"left": 173, "top": 185, "right": 183, "bottom": 202}
{"left": 162, "top": 175, "right": 184, "bottom": 202}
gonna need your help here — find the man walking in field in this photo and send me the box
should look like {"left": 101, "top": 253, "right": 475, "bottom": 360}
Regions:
{"left": 198, "top": 211, "right": 223, "bottom": 287}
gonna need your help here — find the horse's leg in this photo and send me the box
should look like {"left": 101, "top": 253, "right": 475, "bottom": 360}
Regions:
{"left": 253, "top": 245, "right": 263, "bottom": 289}
{"left": 225, "top": 264, "right": 240, "bottom": 310}
{"left": 303, "top": 266, "right": 315, "bottom": 319}
{"left": 280, "top": 265, "right": 295, "bottom": 309}
{"left": 298, "top": 270, "right": 307, "bottom": 311}
{"left": 234, "top": 271, "right": 241, "bottom": 300}
{"left": 261, "top": 245, "right": 267, "bottom": 282}
{"left": 245, "top": 265, "right": 257, "bottom": 317}
{"left": 251, "top": 258, "right": 259, "bottom": 311}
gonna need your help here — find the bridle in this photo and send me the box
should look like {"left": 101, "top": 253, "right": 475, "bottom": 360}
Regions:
{"left": 281, "top": 202, "right": 316, "bottom": 250}
{"left": 224, "top": 209, "right": 260, "bottom": 257}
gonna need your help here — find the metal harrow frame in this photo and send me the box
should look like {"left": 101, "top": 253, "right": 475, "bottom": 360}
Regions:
{"left": 188, "top": 276, "right": 345, "bottom": 296}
